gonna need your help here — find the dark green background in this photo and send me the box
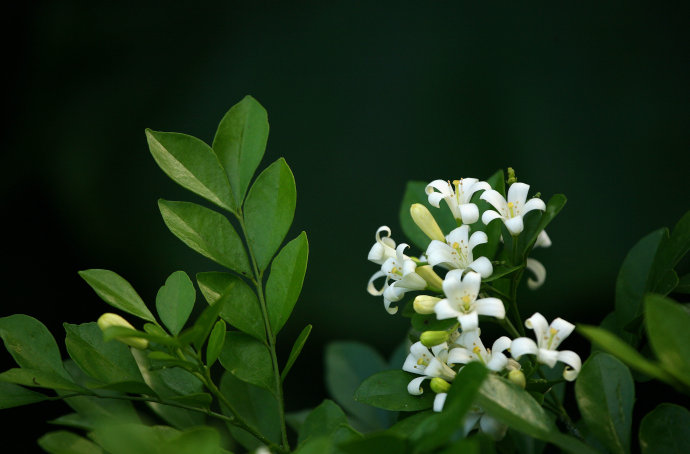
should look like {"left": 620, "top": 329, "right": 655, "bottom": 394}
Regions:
{"left": 3, "top": 1, "right": 688, "bottom": 450}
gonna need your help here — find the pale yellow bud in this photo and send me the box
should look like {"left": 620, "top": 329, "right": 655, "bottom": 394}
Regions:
{"left": 410, "top": 204, "right": 445, "bottom": 242}
{"left": 413, "top": 295, "right": 441, "bottom": 314}
{"left": 415, "top": 265, "right": 443, "bottom": 291}
{"left": 430, "top": 377, "right": 451, "bottom": 393}
{"left": 508, "top": 369, "right": 526, "bottom": 389}
{"left": 97, "top": 313, "right": 149, "bottom": 350}
{"left": 420, "top": 330, "right": 450, "bottom": 347}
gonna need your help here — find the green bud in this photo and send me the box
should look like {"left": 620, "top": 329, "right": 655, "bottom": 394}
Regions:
{"left": 415, "top": 265, "right": 443, "bottom": 292}
{"left": 98, "top": 313, "right": 149, "bottom": 350}
{"left": 430, "top": 377, "right": 451, "bottom": 393}
{"left": 420, "top": 330, "right": 450, "bottom": 347}
{"left": 508, "top": 369, "right": 526, "bottom": 389}
{"left": 410, "top": 203, "right": 445, "bottom": 242}
{"left": 413, "top": 295, "right": 441, "bottom": 314}
{"left": 506, "top": 167, "right": 517, "bottom": 185}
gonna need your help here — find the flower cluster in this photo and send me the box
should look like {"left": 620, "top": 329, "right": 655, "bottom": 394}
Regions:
{"left": 366, "top": 173, "right": 581, "bottom": 440}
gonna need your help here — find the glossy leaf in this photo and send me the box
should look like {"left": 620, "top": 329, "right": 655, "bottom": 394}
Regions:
{"left": 355, "top": 370, "right": 435, "bottom": 411}
{"left": 146, "top": 129, "right": 236, "bottom": 212}
{"left": 219, "top": 331, "right": 273, "bottom": 392}
{"left": 155, "top": 271, "right": 196, "bottom": 336}
{"left": 639, "top": 403, "right": 690, "bottom": 454}
{"left": 577, "top": 324, "right": 674, "bottom": 384}
{"left": 281, "top": 324, "right": 312, "bottom": 382}
{"left": 518, "top": 194, "right": 566, "bottom": 258}
{"left": 0, "top": 382, "right": 48, "bottom": 409}
{"left": 298, "top": 399, "right": 352, "bottom": 444}
{"left": 220, "top": 372, "right": 280, "bottom": 450}
{"left": 411, "top": 313, "right": 457, "bottom": 332}
{"left": 649, "top": 211, "right": 690, "bottom": 294}
{"left": 266, "top": 232, "right": 309, "bottom": 334}
{"left": 158, "top": 199, "right": 251, "bottom": 276}
{"left": 205, "top": 320, "right": 226, "bottom": 367}
{"left": 0, "top": 314, "right": 70, "bottom": 378}
{"left": 339, "top": 433, "right": 406, "bottom": 454}
{"left": 191, "top": 291, "right": 227, "bottom": 350}
{"left": 614, "top": 229, "right": 665, "bottom": 341}
{"left": 0, "top": 368, "right": 83, "bottom": 392}
{"left": 410, "top": 362, "right": 488, "bottom": 453}
{"left": 325, "top": 341, "right": 390, "bottom": 430}
{"left": 65, "top": 322, "right": 145, "bottom": 385}
{"left": 575, "top": 353, "right": 634, "bottom": 454}
{"left": 645, "top": 293, "right": 690, "bottom": 387}
{"left": 196, "top": 271, "right": 264, "bottom": 341}
{"left": 399, "top": 180, "right": 457, "bottom": 252}
{"left": 675, "top": 273, "right": 690, "bottom": 294}
{"left": 38, "top": 430, "right": 103, "bottom": 454}
{"left": 212, "top": 95, "right": 269, "bottom": 204}
{"left": 244, "top": 158, "right": 297, "bottom": 271}
{"left": 78, "top": 270, "right": 156, "bottom": 323}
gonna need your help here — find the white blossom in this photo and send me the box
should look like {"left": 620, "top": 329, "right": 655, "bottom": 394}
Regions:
{"left": 403, "top": 342, "right": 456, "bottom": 395}
{"left": 434, "top": 270, "right": 505, "bottom": 331}
{"left": 447, "top": 329, "right": 512, "bottom": 372}
{"left": 480, "top": 182, "right": 546, "bottom": 235}
{"left": 426, "top": 178, "right": 491, "bottom": 224}
{"left": 426, "top": 225, "right": 493, "bottom": 278}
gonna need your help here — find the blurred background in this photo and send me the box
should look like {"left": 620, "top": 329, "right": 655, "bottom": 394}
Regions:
{"left": 3, "top": 1, "right": 689, "bottom": 450}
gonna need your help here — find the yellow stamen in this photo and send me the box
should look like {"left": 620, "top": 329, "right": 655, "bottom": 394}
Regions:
{"left": 472, "top": 346, "right": 481, "bottom": 354}
{"left": 452, "top": 242, "right": 459, "bottom": 249}
{"left": 508, "top": 202, "right": 515, "bottom": 218}
{"left": 549, "top": 328, "right": 558, "bottom": 335}
{"left": 462, "top": 295, "right": 471, "bottom": 304}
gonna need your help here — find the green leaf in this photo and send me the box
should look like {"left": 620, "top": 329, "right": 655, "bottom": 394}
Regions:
{"left": 481, "top": 264, "right": 522, "bottom": 282}
{"left": 196, "top": 271, "right": 265, "bottom": 342}
{"left": 338, "top": 433, "right": 406, "bottom": 454}
{"left": 146, "top": 129, "right": 236, "bottom": 212}
{"left": 65, "top": 322, "right": 145, "bottom": 386}
{"left": 155, "top": 271, "right": 196, "bottom": 336}
{"left": 243, "top": 158, "right": 297, "bottom": 271}
{"left": 266, "top": 232, "right": 309, "bottom": 334}
{"left": 388, "top": 411, "right": 433, "bottom": 437}
{"left": 191, "top": 291, "right": 228, "bottom": 350}
{"left": 293, "top": 437, "right": 334, "bottom": 454}
{"left": 101, "top": 326, "right": 178, "bottom": 347}
{"left": 38, "top": 430, "right": 103, "bottom": 454}
{"left": 78, "top": 270, "right": 156, "bottom": 323}
{"left": 0, "top": 314, "right": 70, "bottom": 378}
{"left": 212, "top": 95, "right": 269, "bottom": 204}
{"left": 0, "top": 368, "right": 83, "bottom": 392}
{"left": 163, "top": 427, "right": 223, "bottom": 454}
{"left": 639, "top": 403, "right": 690, "bottom": 454}
{"left": 90, "top": 423, "right": 181, "bottom": 454}
{"left": 158, "top": 200, "right": 251, "bottom": 276}
{"left": 0, "top": 381, "right": 48, "bottom": 409}
{"left": 649, "top": 211, "right": 690, "bottom": 294}
{"left": 325, "top": 341, "right": 390, "bottom": 430}
{"left": 575, "top": 352, "right": 634, "bottom": 454}
{"left": 614, "top": 229, "right": 665, "bottom": 341}
{"left": 410, "top": 362, "right": 488, "bottom": 453}
{"left": 518, "top": 193, "right": 567, "bottom": 258}
{"left": 577, "top": 324, "right": 674, "bottom": 384}
{"left": 281, "top": 324, "right": 312, "bottom": 382}
{"left": 219, "top": 331, "right": 273, "bottom": 392}
{"left": 298, "top": 399, "right": 351, "bottom": 444}
{"left": 220, "top": 371, "right": 280, "bottom": 450}
{"left": 675, "top": 273, "right": 690, "bottom": 294}
{"left": 206, "top": 320, "right": 226, "bottom": 367}
{"left": 355, "top": 370, "right": 435, "bottom": 411}
{"left": 399, "top": 180, "right": 457, "bottom": 252}
{"left": 411, "top": 313, "right": 457, "bottom": 332}
{"left": 645, "top": 293, "right": 690, "bottom": 387}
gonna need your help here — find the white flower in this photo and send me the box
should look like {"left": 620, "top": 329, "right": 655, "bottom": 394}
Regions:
{"left": 433, "top": 392, "right": 447, "bottom": 412}
{"left": 434, "top": 270, "right": 505, "bottom": 331}
{"left": 480, "top": 182, "right": 546, "bottom": 235}
{"left": 432, "top": 396, "right": 508, "bottom": 441}
{"left": 426, "top": 225, "right": 493, "bottom": 278}
{"left": 367, "top": 226, "right": 397, "bottom": 265}
{"left": 534, "top": 230, "right": 552, "bottom": 248}
{"left": 447, "top": 329, "right": 512, "bottom": 372}
{"left": 426, "top": 178, "right": 491, "bottom": 224}
{"left": 525, "top": 258, "right": 546, "bottom": 290}
{"left": 403, "top": 342, "right": 456, "bottom": 395}
{"left": 510, "top": 312, "right": 582, "bottom": 381}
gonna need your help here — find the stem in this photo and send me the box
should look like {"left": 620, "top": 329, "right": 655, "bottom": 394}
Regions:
{"left": 499, "top": 318, "right": 521, "bottom": 338}
{"left": 509, "top": 238, "right": 526, "bottom": 336}
{"left": 537, "top": 370, "right": 583, "bottom": 440}
{"left": 237, "top": 213, "right": 290, "bottom": 450}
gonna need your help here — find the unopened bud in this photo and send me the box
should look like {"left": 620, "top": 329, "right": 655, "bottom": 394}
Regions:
{"left": 410, "top": 204, "right": 445, "bottom": 242}
{"left": 506, "top": 167, "right": 517, "bottom": 185}
{"left": 98, "top": 313, "right": 149, "bottom": 350}
{"left": 430, "top": 377, "right": 451, "bottom": 394}
{"left": 420, "top": 330, "right": 450, "bottom": 347}
{"left": 413, "top": 295, "right": 441, "bottom": 314}
{"left": 508, "top": 369, "right": 526, "bottom": 389}
{"left": 415, "top": 265, "right": 443, "bottom": 291}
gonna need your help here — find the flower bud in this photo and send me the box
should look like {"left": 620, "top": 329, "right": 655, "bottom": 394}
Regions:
{"left": 98, "top": 313, "right": 149, "bottom": 350}
{"left": 430, "top": 377, "right": 451, "bottom": 394}
{"left": 506, "top": 167, "right": 517, "bottom": 185}
{"left": 410, "top": 204, "right": 445, "bottom": 242}
{"left": 508, "top": 369, "right": 526, "bottom": 389}
{"left": 415, "top": 265, "right": 443, "bottom": 291}
{"left": 413, "top": 295, "right": 441, "bottom": 314}
{"left": 420, "top": 330, "right": 450, "bottom": 347}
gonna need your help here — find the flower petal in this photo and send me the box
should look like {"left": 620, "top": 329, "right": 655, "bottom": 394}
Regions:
{"left": 468, "top": 230, "right": 488, "bottom": 251}
{"left": 510, "top": 337, "right": 538, "bottom": 359}
{"left": 458, "top": 311, "right": 479, "bottom": 331}
{"left": 550, "top": 317, "right": 575, "bottom": 349}
{"left": 458, "top": 203, "right": 480, "bottom": 224}
{"left": 367, "top": 270, "right": 387, "bottom": 296}
{"left": 441, "top": 269, "right": 466, "bottom": 301}
{"left": 468, "top": 256, "right": 493, "bottom": 278}
{"left": 403, "top": 353, "right": 426, "bottom": 375}
{"left": 557, "top": 350, "right": 582, "bottom": 381}
{"left": 475, "top": 297, "right": 505, "bottom": 319}
{"left": 522, "top": 197, "right": 546, "bottom": 215}
{"left": 446, "top": 225, "right": 470, "bottom": 246}
{"left": 407, "top": 376, "right": 429, "bottom": 395}
{"left": 465, "top": 180, "right": 491, "bottom": 200}
{"left": 434, "top": 299, "right": 460, "bottom": 320}
{"left": 462, "top": 411, "right": 482, "bottom": 435}
{"left": 491, "top": 336, "right": 512, "bottom": 354}
{"left": 458, "top": 271, "right": 482, "bottom": 297}
{"left": 447, "top": 347, "right": 473, "bottom": 365}
{"left": 504, "top": 216, "right": 524, "bottom": 236}
{"left": 525, "top": 258, "right": 546, "bottom": 290}
{"left": 536, "top": 348, "right": 559, "bottom": 368}
{"left": 487, "top": 352, "right": 508, "bottom": 372}
{"left": 481, "top": 209, "right": 503, "bottom": 226}
{"left": 480, "top": 414, "right": 508, "bottom": 440}
{"left": 525, "top": 312, "right": 549, "bottom": 341}
{"left": 480, "top": 189, "right": 508, "bottom": 213}
{"left": 535, "top": 230, "right": 551, "bottom": 248}
{"left": 426, "top": 241, "right": 458, "bottom": 268}
{"left": 397, "top": 272, "right": 427, "bottom": 291}
{"left": 507, "top": 182, "right": 529, "bottom": 205}
{"left": 433, "top": 392, "right": 447, "bottom": 412}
